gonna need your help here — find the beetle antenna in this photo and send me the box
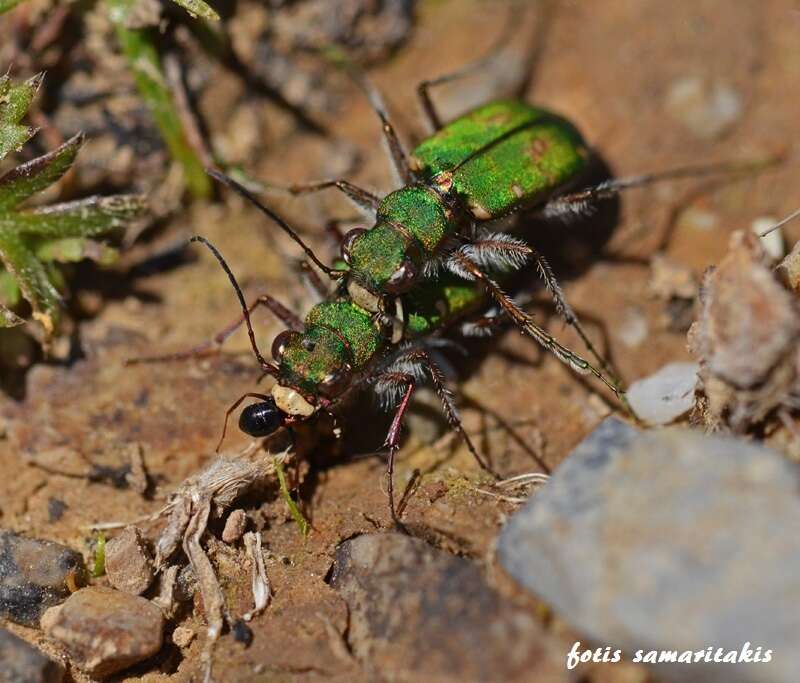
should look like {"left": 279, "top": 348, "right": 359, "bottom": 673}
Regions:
{"left": 190, "top": 235, "right": 278, "bottom": 376}
{"left": 207, "top": 168, "right": 341, "bottom": 279}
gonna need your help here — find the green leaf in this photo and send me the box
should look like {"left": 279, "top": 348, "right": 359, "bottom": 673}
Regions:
{"left": 34, "top": 237, "right": 119, "bottom": 265}
{"left": 273, "top": 456, "right": 310, "bottom": 537}
{"left": 0, "top": 302, "right": 23, "bottom": 327}
{"left": 0, "top": 0, "right": 26, "bottom": 13}
{"left": 8, "top": 194, "right": 147, "bottom": 239}
{"left": 169, "top": 0, "right": 219, "bottom": 21}
{"left": 0, "top": 73, "right": 40, "bottom": 161}
{"left": 108, "top": 0, "right": 212, "bottom": 198}
{"left": 0, "top": 133, "right": 83, "bottom": 210}
{"left": 0, "top": 269, "right": 19, "bottom": 306}
{"left": 0, "top": 230, "right": 61, "bottom": 334}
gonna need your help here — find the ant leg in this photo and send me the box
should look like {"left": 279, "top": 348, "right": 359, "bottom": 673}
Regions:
{"left": 446, "top": 249, "right": 626, "bottom": 399}
{"left": 217, "top": 392, "right": 270, "bottom": 452}
{"left": 126, "top": 293, "right": 303, "bottom": 365}
{"left": 540, "top": 156, "right": 783, "bottom": 221}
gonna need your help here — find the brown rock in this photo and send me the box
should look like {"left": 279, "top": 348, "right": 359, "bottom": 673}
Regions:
{"left": 329, "top": 533, "right": 569, "bottom": 683}
{"left": 0, "top": 530, "right": 85, "bottom": 627}
{"left": 41, "top": 586, "right": 164, "bottom": 678}
{"left": 777, "top": 239, "right": 800, "bottom": 295}
{"left": 689, "top": 231, "right": 800, "bottom": 430}
{"left": 105, "top": 526, "right": 154, "bottom": 595}
{"left": 221, "top": 509, "right": 247, "bottom": 544}
{"left": 0, "top": 627, "right": 64, "bottom": 683}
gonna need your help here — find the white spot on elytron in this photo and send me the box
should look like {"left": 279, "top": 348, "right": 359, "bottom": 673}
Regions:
{"left": 467, "top": 198, "right": 491, "bottom": 220}
{"left": 271, "top": 385, "right": 315, "bottom": 417}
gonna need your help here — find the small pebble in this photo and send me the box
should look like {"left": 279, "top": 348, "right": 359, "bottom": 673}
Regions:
{"left": 0, "top": 626, "right": 64, "bottom": 683}
{"left": 777, "top": 240, "right": 800, "bottom": 294}
{"left": 666, "top": 75, "right": 742, "bottom": 140}
{"left": 678, "top": 206, "right": 719, "bottom": 232}
{"left": 222, "top": 509, "right": 248, "bottom": 544}
{"left": 171, "top": 626, "right": 195, "bottom": 649}
{"left": 41, "top": 586, "right": 164, "bottom": 678}
{"left": 47, "top": 499, "right": 68, "bottom": 523}
{"left": 0, "top": 530, "right": 85, "bottom": 627}
{"left": 627, "top": 362, "right": 699, "bottom": 425}
{"left": 617, "top": 307, "right": 649, "bottom": 348}
{"left": 751, "top": 216, "right": 785, "bottom": 261}
{"left": 105, "top": 526, "right": 154, "bottom": 595}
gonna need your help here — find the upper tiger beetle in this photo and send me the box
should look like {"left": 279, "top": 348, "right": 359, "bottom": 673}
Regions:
{"left": 133, "top": 8, "right": 777, "bottom": 524}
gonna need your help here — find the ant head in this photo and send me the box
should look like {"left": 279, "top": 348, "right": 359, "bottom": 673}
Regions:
{"left": 239, "top": 397, "right": 287, "bottom": 437}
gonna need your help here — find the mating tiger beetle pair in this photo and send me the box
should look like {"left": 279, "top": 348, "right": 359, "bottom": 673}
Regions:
{"left": 136, "top": 20, "right": 774, "bottom": 526}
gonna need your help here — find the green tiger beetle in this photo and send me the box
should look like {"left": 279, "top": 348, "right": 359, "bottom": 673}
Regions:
{"left": 138, "top": 16, "right": 776, "bottom": 524}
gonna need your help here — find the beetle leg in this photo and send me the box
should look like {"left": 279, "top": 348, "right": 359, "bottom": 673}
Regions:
{"left": 371, "top": 370, "right": 416, "bottom": 526}
{"left": 338, "top": 64, "right": 414, "bottom": 186}
{"left": 541, "top": 156, "right": 783, "bottom": 221}
{"left": 445, "top": 249, "right": 627, "bottom": 400}
{"left": 527, "top": 246, "right": 623, "bottom": 389}
{"left": 262, "top": 178, "right": 379, "bottom": 214}
{"left": 415, "top": 1, "right": 548, "bottom": 131}
{"left": 126, "top": 293, "right": 303, "bottom": 366}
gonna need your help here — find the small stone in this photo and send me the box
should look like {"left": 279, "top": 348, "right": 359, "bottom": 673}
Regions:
{"left": 0, "top": 530, "right": 85, "bottom": 627}
{"left": 666, "top": 75, "right": 742, "bottom": 140}
{"left": 171, "top": 626, "right": 195, "bottom": 649}
{"left": 498, "top": 417, "right": 800, "bottom": 683}
{"left": 105, "top": 526, "right": 154, "bottom": 595}
{"left": 649, "top": 253, "right": 698, "bottom": 301}
{"left": 751, "top": 216, "right": 785, "bottom": 261}
{"left": 46, "top": 499, "right": 68, "bottom": 523}
{"left": 221, "top": 509, "right": 247, "bottom": 544}
{"left": 627, "top": 362, "right": 699, "bottom": 425}
{"left": 330, "top": 533, "right": 569, "bottom": 683}
{"left": 0, "top": 627, "right": 64, "bottom": 683}
{"left": 42, "top": 586, "right": 164, "bottom": 678}
{"left": 777, "top": 239, "right": 800, "bottom": 295}
{"left": 689, "top": 230, "right": 800, "bottom": 429}
{"left": 617, "top": 306, "right": 649, "bottom": 348}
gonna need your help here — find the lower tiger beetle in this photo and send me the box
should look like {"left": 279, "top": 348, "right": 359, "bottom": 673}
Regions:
{"left": 133, "top": 6, "right": 777, "bottom": 524}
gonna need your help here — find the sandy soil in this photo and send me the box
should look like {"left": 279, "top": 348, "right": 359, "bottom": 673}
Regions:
{"left": 1, "top": 1, "right": 799, "bottom": 681}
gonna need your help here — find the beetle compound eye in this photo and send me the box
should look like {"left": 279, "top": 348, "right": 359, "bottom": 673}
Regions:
{"left": 385, "top": 259, "right": 418, "bottom": 293}
{"left": 239, "top": 399, "right": 285, "bottom": 437}
{"left": 271, "top": 329, "right": 297, "bottom": 362}
{"left": 319, "top": 364, "right": 352, "bottom": 397}
{"left": 340, "top": 228, "right": 367, "bottom": 265}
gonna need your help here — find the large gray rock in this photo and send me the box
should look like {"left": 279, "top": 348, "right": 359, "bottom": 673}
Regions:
{"left": 498, "top": 417, "right": 800, "bottom": 683}
{"left": 0, "top": 530, "right": 85, "bottom": 626}
{"left": 0, "top": 627, "right": 64, "bottom": 683}
{"left": 330, "top": 533, "right": 569, "bottom": 683}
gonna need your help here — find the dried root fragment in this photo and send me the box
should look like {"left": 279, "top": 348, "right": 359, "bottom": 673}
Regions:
{"left": 688, "top": 230, "right": 800, "bottom": 431}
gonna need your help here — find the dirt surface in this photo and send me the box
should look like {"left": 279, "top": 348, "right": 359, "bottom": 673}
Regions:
{"left": 1, "top": 1, "right": 799, "bottom": 681}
